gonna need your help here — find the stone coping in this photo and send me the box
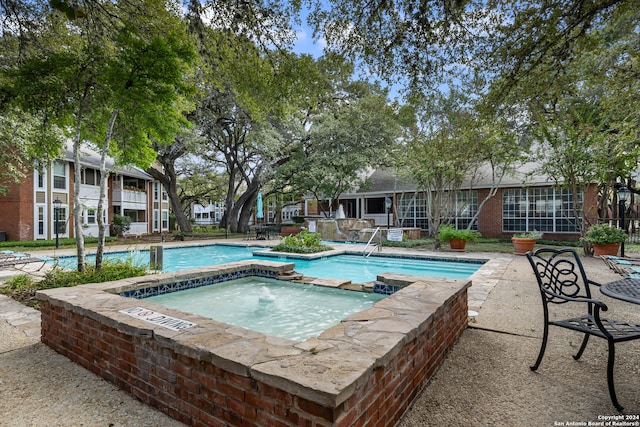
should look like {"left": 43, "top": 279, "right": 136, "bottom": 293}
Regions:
{"left": 37, "top": 260, "right": 471, "bottom": 408}
{"left": 253, "top": 246, "right": 489, "bottom": 264}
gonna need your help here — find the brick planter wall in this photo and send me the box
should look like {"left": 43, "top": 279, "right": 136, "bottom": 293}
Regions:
{"left": 38, "top": 261, "right": 470, "bottom": 427}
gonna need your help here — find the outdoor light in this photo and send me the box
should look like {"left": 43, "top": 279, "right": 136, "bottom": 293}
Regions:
{"left": 385, "top": 197, "right": 392, "bottom": 230}
{"left": 53, "top": 198, "right": 62, "bottom": 249}
{"left": 618, "top": 186, "right": 630, "bottom": 257}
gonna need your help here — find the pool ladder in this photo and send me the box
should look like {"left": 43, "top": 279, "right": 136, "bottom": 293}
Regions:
{"left": 363, "top": 227, "right": 382, "bottom": 258}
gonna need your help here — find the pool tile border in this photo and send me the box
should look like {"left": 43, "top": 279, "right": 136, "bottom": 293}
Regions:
{"left": 119, "top": 267, "right": 280, "bottom": 299}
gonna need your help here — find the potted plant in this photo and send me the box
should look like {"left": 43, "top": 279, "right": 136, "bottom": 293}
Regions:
{"left": 512, "top": 230, "right": 543, "bottom": 255}
{"left": 437, "top": 224, "right": 480, "bottom": 251}
{"left": 585, "top": 224, "right": 628, "bottom": 256}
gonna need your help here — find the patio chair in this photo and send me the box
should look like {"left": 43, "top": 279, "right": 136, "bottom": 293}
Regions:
{"left": 526, "top": 248, "right": 640, "bottom": 411}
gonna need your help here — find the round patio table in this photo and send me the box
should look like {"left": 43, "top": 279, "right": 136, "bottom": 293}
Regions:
{"left": 600, "top": 278, "right": 640, "bottom": 305}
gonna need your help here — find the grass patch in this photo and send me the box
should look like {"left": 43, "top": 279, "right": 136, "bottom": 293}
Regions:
{"left": 0, "top": 259, "right": 148, "bottom": 309}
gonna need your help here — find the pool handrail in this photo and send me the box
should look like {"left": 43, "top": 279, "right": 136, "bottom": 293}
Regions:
{"left": 363, "top": 227, "right": 382, "bottom": 258}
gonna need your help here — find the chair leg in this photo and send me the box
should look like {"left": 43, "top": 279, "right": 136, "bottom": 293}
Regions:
{"left": 606, "top": 341, "right": 623, "bottom": 412}
{"left": 572, "top": 333, "right": 590, "bottom": 360}
{"left": 530, "top": 323, "right": 549, "bottom": 371}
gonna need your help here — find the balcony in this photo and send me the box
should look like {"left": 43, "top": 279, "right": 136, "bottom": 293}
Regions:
{"left": 112, "top": 189, "right": 147, "bottom": 209}
{"left": 123, "top": 222, "right": 149, "bottom": 236}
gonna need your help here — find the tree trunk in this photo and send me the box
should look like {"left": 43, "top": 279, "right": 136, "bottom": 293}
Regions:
{"left": 147, "top": 140, "right": 192, "bottom": 233}
{"left": 95, "top": 109, "right": 118, "bottom": 270}
{"left": 146, "top": 165, "right": 192, "bottom": 233}
{"left": 72, "top": 136, "right": 86, "bottom": 273}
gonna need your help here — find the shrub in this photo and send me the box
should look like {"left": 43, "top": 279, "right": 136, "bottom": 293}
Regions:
{"left": 585, "top": 224, "right": 628, "bottom": 245}
{"left": 112, "top": 214, "right": 132, "bottom": 237}
{"left": 1, "top": 259, "right": 148, "bottom": 309}
{"left": 272, "top": 229, "right": 333, "bottom": 254}
{"left": 513, "top": 230, "right": 543, "bottom": 239}
{"left": 437, "top": 224, "right": 480, "bottom": 243}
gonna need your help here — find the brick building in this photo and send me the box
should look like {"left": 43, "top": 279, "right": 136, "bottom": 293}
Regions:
{"left": 336, "top": 165, "right": 599, "bottom": 240}
{"left": 0, "top": 143, "right": 170, "bottom": 242}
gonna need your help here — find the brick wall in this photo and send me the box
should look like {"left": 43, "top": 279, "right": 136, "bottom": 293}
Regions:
{"left": 39, "top": 282, "right": 468, "bottom": 427}
{"left": 0, "top": 172, "right": 34, "bottom": 241}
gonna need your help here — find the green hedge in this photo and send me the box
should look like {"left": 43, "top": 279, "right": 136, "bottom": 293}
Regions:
{"left": 0, "top": 237, "right": 116, "bottom": 249}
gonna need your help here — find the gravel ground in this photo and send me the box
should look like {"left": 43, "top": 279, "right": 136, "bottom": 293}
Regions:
{"left": 397, "top": 255, "right": 640, "bottom": 426}
{"left": 1, "top": 252, "right": 639, "bottom": 426}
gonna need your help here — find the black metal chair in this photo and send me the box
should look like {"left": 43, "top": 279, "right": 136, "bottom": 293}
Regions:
{"left": 526, "top": 248, "right": 640, "bottom": 411}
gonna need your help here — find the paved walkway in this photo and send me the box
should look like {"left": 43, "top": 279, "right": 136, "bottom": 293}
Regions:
{"left": 0, "top": 241, "right": 639, "bottom": 426}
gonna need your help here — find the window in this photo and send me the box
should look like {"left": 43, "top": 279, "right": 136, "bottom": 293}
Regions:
{"left": 35, "top": 170, "right": 45, "bottom": 189}
{"left": 366, "top": 197, "right": 386, "bottom": 214}
{"left": 397, "top": 191, "right": 478, "bottom": 231}
{"left": 455, "top": 191, "right": 478, "bottom": 230}
{"left": 81, "top": 168, "right": 100, "bottom": 186}
{"left": 502, "top": 188, "right": 581, "bottom": 233}
{"left": 53, "top": 206, "right": 67, "bottom": 235}
{"left": 86, "top": 209, "right": 97, "bottom": 224}
{"left": 53, "top": 161, "right": 66, "bottom": 190}
{"left": 161, "top": 186, "right": 168, "bottom": 201}
{"left": 161, "top": 211, "right": 169, "bottom": 229}
{"left": 37, "top": 206, "right": 45, "bottom": 236}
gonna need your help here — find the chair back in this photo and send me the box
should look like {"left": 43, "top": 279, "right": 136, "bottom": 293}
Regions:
{"left": 526, "top": 248, "right": 594, "bottom": 305}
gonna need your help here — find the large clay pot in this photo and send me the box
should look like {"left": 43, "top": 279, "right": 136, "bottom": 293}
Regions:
{"left": 592, "top": 243, "right": 621, "bottom": 257}
{"left": 512, "top": 237, "right": 537, "bottom": 255}
{"left": 449, "top": 238, "right": 467, "bottom": 251}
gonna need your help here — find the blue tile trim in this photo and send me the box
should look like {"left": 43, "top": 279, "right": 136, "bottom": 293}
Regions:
{"left": 120, "top": 268, "right": 279, "bottom": 299}
{"left": 373, "top": 283, "right": 401, "bottom": 295}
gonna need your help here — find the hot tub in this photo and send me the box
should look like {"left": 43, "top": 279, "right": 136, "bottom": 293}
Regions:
{"left": 37, "top": 259, "right": 470, "bottom": 427}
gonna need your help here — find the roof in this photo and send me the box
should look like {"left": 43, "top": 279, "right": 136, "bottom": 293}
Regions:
{"left": 339, "top": 162, "right": 560, "bottom": 197}
{"left": 62, "top": 141, "right": 154, "bottom": 181}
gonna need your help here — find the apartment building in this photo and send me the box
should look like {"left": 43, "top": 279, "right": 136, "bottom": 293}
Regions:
{"left": 0, "top": 143, "right": 170, "bottom": 242}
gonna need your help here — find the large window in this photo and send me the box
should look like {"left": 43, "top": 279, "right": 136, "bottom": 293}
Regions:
{"left": 503, "top": 188, "right": 581, "bottom": 233}
{"left": 455, "top": 191, "right": 478, "bottom": 230}
{"left": 53, "top": 161, "right": 66, "bottom": 190}
{"left": 397, "top": 191, "right": 478, "bottom": 231}
{"left": 366, "top": 197, "right": 386, "bottom": 214}
{"left": 398, "top": 192, "right": 429, "bottom": 230}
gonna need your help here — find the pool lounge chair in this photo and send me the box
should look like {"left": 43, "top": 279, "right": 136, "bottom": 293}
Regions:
{"left": 0, "top": 251, "right": 46, "bottom": 271}
{"left": 600, "top": 255, "right": 640, "bottom": 278}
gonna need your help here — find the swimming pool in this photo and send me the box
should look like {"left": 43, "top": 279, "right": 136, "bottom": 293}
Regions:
{"left": 53, "top": 244, "right": 483, "bottom": 282}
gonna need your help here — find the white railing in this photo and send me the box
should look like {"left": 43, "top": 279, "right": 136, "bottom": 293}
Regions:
{"left": 363, "top": 213, "right": 392, "bottom": 227}
{"left": 79, "top": 184, "right": 101, "bottom": 200}
{"left": 112, "top": 189, "right": 147, "bottom": 206}
{"left": 363, "top": 227, "right": 382, "bottom": 258}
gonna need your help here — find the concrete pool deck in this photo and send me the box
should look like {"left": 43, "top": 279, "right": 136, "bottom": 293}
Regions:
{"left": 1, "top": 240, "right": 639, "bottom": 425}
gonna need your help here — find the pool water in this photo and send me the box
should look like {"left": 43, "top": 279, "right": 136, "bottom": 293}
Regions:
{"left": 144, "top": 276, "right": 387, "bottom": 341}
{"left": 53, "top": 244, "right": 483, "bottom": 282}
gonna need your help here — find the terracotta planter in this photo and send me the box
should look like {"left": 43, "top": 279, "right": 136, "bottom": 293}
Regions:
{"left": 449, "top": 238, "right": 467, "bottom": 251}
{"left": 592, "top": 243, "right": 621, "bottom": 257}
{"left": 512, "top": 237, "right": 537, "bottom": 255}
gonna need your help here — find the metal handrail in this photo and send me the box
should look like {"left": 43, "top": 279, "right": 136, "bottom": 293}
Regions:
{"left": 363, "top": 227, "right": 381, "bottom": 257}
